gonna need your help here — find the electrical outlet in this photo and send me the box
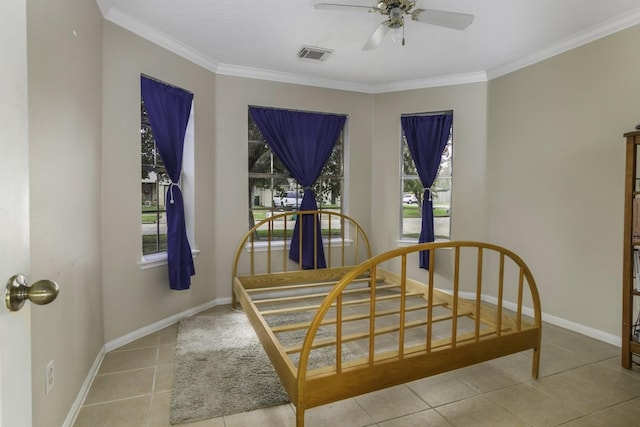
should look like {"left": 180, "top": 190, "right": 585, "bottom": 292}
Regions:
{"left": 45, "top": 360, "right": 54, "bottom": 394}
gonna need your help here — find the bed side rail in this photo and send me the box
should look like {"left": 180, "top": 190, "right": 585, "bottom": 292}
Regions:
{"left": 296, "top": 240, "right": 542, "bottom": 399}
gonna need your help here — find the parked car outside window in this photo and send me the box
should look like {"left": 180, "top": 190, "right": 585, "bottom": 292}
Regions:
{"left": 403, "top": 193, "right": 418, "bottom": 204}
{"left": 273, "top": 191, "right": 303, "bottom": 209}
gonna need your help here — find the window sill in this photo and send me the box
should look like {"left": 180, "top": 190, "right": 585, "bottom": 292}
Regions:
{"left": 395, "top": 238, "right": 450, "bottom": 247}
{"left": 139, "top": 249, "right": 200, "bottom": 270}
{"left": 246, "top": 237, "right": 353, "bottom": 252}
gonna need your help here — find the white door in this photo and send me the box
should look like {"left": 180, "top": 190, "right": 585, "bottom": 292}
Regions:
{"left": 0, "top": 0, "right": 32, "bottom": 426}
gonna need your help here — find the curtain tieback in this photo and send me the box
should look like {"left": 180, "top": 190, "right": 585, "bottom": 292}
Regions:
{"left": 169, "top": 182, "right": 180, "bottom": 204}
{"left": 424, "top": 188, "right": 432, "bottom": 202}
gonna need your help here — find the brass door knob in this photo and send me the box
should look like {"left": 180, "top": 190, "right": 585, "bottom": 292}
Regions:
{"left": 5, "top": 274, "right": 59, "bottom": 312}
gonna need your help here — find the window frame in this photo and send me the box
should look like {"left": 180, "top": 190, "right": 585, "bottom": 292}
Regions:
{"left": 139, "top": 80, "right": 197, "bottom": 268}
{"left": 247, "top": 108, "right": 347, "bottom": 246}
{"left": 399, "top": 111, "right": 453, "bottom": 243}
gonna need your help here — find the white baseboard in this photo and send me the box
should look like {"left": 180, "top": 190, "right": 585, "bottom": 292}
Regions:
{"left": 465, "top": 292, "right": 621, "bottom": 347}
{"left": 63, "top": 296, "right": 231, "bottom": 426}
{"left": 62, "top": 346, "right": 104, "bottom": 427}
{"left": 104, "top": 296, "right": 230, "bottom": 352}
{"left": 540, "top": 311, "right": 621, "bottom": 347}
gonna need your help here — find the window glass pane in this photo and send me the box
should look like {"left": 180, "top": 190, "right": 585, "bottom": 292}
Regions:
{"left": 320, "top": 137, "right": 343, "bottom": 177}
{"left": 248, "top": 139, "right": 269, "bottom": 173}
{"left": 402, "top": 178, "right": 423, "bottom": 240}
{"left": 401, "top": 138, "right": 418, "bottom": 176}
{"left": 434, "top": 137, "right": 452, "bottom": 240}
{"left": 141, "top": 99, "right": 168, "bottom": 255}
{"left": 313, "top": 177, "right": 342, "bottom": 210}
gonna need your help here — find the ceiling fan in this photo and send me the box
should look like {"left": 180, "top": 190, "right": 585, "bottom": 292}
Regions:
{"left": 314, "top": 0, "right": 474, "bottom": 50}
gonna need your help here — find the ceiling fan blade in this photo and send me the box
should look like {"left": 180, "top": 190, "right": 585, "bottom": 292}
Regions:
{"left": 412, "top": 9, "right": 474, "bottom": 30}
{"left": 314, "top": 3, "right": 378, "bottom": 12}
{"left": 362, "top": 22, "right": 390, "bottom": 51}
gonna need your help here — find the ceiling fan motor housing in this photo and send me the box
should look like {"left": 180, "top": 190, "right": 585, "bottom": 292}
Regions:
{"left": 378, "top": 0, "right": 416, "bottom": 14}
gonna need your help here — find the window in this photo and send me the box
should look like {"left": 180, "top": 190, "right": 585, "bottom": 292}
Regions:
{"left": 401, "top": 114, "right": 452, "bottom": 240}
{"left": 248, "top": 111, "right": 344, "bottom": 239}
{"left": 140, "top": 92, "right": 195, "bottom": 259}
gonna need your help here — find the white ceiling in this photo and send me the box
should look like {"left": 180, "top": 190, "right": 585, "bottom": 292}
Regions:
{"left": 96, "top": 0, "right": 640, "bottom": 93}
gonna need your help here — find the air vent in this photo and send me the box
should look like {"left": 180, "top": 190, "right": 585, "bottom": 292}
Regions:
{"left": 297, "top": 46, "right": 333, "bottom": 62}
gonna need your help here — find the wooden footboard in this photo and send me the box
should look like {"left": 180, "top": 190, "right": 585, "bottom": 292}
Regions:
{"left": 292, "top": 241, "right": 541, "bottom": 427}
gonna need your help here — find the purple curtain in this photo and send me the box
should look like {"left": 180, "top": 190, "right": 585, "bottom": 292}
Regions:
{"left": 141, "top": 76, "right": 195, "bottom": 290}
{"left": 401, "top": 114, "right": 453, "bottom": 269}
{"left": 249, "top": 106, "right": 346, "bottom": 269}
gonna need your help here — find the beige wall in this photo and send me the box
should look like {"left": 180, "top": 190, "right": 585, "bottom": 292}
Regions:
{"left": 371, "top": 83, "right": 489, "bottom": 283}
{"left": 27, "top": 0, "right": 104, "bottom": 426}
{"left": 213, "top": 75, "right": 374, "bottom": 292}
{"left": 487, "top": 24, "right": 640, "bottom": 338}
{"left": 101, "top": 22, "right": 217, "bottom": 342}
{"left": 101, "top": 22, "right": 373, "bottom": 341}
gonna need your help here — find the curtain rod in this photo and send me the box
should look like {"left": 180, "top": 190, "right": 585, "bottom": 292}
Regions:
{"left": 401, "top": 110, "right": 453, "bottom": 117}
{"left": 141, "top": 73, "right": 193, "bottom": 95}
{"left": 249, "top": 105, "right": 347, "bottom": 118}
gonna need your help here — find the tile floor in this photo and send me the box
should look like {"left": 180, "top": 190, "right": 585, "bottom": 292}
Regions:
{"left": 73, "top": 306, "right": 640, "bottom": 427}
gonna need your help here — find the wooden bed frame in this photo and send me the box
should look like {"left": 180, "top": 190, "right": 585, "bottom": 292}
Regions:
{"left": 232, "top": 210, "right": 542, "bottom": 427}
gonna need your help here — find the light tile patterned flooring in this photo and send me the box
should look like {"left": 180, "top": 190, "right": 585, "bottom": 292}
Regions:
{"left": 73, "top": 305, "right": 640, "bottom": 427}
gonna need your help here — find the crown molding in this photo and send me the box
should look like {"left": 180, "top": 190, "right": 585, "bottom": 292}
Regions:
{"left": 487, "top": 7, "right": 640, "bottom": 80}
{"left": 196, "top": 64, "right": 487, "bottom": 94}
{"left": 215, "top": 63, "right": 374, "bottom": 93}
{"left": 369, "top": 71, "right": 488, "bottom": 93}
{"left": 103, "top": 6, "right": 220, "bottom": 74}
{"left": 99, "top": 3, "right": 640, "bottom": 93}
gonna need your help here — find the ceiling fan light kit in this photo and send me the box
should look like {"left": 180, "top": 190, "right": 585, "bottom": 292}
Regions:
{"left": 314, "top": 0, "right": 474, "bottom": 50}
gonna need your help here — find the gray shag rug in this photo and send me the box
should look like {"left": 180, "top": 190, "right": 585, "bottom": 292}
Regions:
{"left": 169, "top": 307, "right": 345, "bottom": 424}
{"left": 169, "top": 309, "right": 290, "bottom": 424}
